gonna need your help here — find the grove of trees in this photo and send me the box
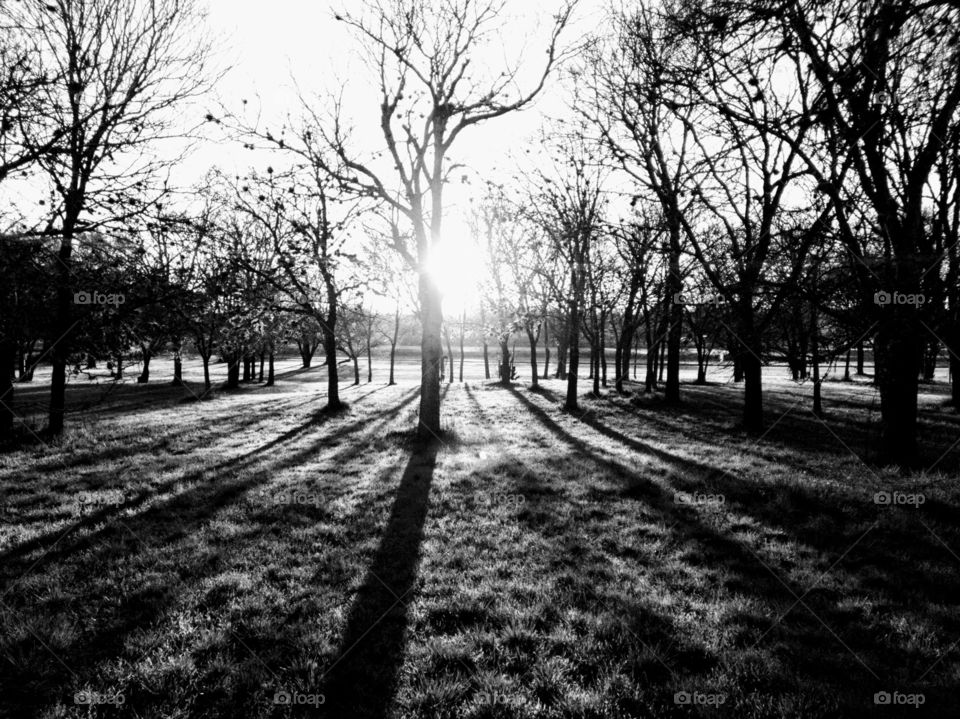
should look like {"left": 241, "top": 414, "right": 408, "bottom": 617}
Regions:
{"left": 2, "top": 0, "right": 959, "bottom": 468}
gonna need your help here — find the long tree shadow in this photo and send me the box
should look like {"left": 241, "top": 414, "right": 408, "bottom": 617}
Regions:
{"left": 0, "top": 388, "right": 421, "bottom": 571}
{"left": 501, "top": 384, "right": 960, "bottom": 711}
{"left": 320, "top": 437, "right": 440, "bottom": 718}
{"left": 0, "top": 388, "right": 424, "bottom": 717}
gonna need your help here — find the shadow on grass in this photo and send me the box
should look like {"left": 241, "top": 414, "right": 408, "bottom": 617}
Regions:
{"left": 501, "top": 384, "right": 960, "bottom": 712}
{"left": 320, "top": 436, "right": 440, "bottom": 718}
{"left": 0, "top": 387, "right": 421, "bottom": 570}
{"left": 0, "top": 388, "right": 424, "bottom": 717}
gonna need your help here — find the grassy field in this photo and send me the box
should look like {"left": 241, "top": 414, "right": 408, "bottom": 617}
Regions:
{"left": 1, "top": 364, "right": 958, "bottom": 718}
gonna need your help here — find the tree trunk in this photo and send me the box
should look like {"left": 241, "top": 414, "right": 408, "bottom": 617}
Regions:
{"left": 658, "top": 338, "right": 666, "bottom": 384}
{"left": 843, "top": 349, "right": 851, "bottom": 381}
{"left": 323, "top": 304, "right": 341, "bottom": 410}
{"left": 645, "top": 340, "right": 657, "bottom": 392}
{"left": 389, "top": 306, "right": 399, "bottom": 385}
{"left": 555, "top": 335, "right": 567, "bottom": 379}
{"left": 48, "top": 218, "right": 76, "bottom": 436}
{"left": 951, "top": 346, "right": 960, "bottom": 406}
{"left": 542, "top": 319, "right": 550, "bottom": 379}
{"left": 458, "top": 309, "right": 465, "bottom": 383}
{"left": 0, "top": 339, "right": 15, "bottom": 440}
{"left": 481, "top": 304, "right": 490, "bottom": 380}
{"left": 922, "top": 337, "right": 938, "bottom": 381}
{"left": 875, "top": 308, "right": 921, "bottom": 466}
{"left": 499, "top": 338, "right": 510, "bottom": 385}
{"left": 856, "top": 339, "right": 865, "bottom": 375}
{"left": 299, "top": 337, "right": 315, "bottom": 369}
{"left": 266, "top": 352, "right": 275, "bottom": 387}
{"left": 353, "top": 355, "right": 360, "bottom": 385}
{"left": 565, "top": 299, "right": 580, "bottom": 411}
{"left": 618, "top": 326, "right": 633, "bottom": 393}
{"left": 696, "top": 341, "right": 707, "bottom": 384}
{"left": 527, "top": 326, "right": 538, "bottom": 388}
{"left": 591, "top": 341, "right": 600, "bottom": 396}
{"left": 367, "top": 336, "right": 373, "bottom": 383}
{"left": 733, "top": 351, "right": 744, "bottom": 382}
{"left": 137, "top": 348, "right": 151, "bottom": 384}
{"left": 445, "top": 326, "right": 455, "bottom": 384}
{"left": 258, "top": 352, "right": 265, "bottom": 383}
{"left": 599, "top": 309, "right": 608, "bottom": 389}
{"left": 614, "top": 327, "right": 623, "bottom": 393}
{"left": 226, "top": 356, "right": 240, "bottom": 389}
{"left": 666, "top": 281, "right": 681, "bottom": 403}
{"left": 202, "top": 354, "right": 211, "bottom": 390}
{"left": 418, "top": 271, "right": 443, "bottom": 438}
{"left": 172, "top": 345, "right": 184, "bottom": 386}
{"left": 812, "top": 307, "right": 823, "bottom": 417}
{"left": 742, "top": 351, "right": 763, "bottom": 432}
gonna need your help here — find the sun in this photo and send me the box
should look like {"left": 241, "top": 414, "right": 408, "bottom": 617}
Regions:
{"left": 426, "top": 219, "right": 485, "bottom": 315}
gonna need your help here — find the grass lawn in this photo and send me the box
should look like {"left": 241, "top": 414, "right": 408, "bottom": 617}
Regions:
{"left": 1, "top": 368, "right": 959, "bottom": 718}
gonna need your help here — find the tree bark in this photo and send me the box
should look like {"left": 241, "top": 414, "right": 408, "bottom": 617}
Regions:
{"left": 742, "top": 351, "right": 763, "bottom": 432}
{"left": 458, "top": 309, "right": 465, "bottom": 383}
{"left": 48, "top": 213, "right": 76, "bottom": 436}
{"left": 527, "top": 326, "right": 538, "bottom": 388}
{"left": 599, "top": 309, "right": 608, "bottom": 389}
{"left": 389, "top": 306, "right": 399, "bottom": 385}
{"left": 542, "top": 318, "right": 550, "bottom": 379}
{"left": 226, "top": 355, "right": 240, "bottom": 389}
{"left": 666, "top": 250, "right": 682, "bottom": 402}
{"left": 445, "top": 324, "right": 455, "bottom": 384}
{"left": 812, "top": 306, "right": 823, "bottom": 417}
{"left": 565, "top": 298, "right": 580, "bottom": 411}
{"left": 0, "top": 339, "right": 15, "bottom": 440}
{"left": 138, "top": 348, "right": 151, "bottom": 384}
{"left": 418, "top": 271, "right": 443, "bottom": 438}
{"left": 172, "top": 344, "right": 184, "bottom": 386}
{"left": 498, "top": 337, "right": 510, "bottom": 385}
{"left": 323, "top": 289, "right": 341, "bottom": 410}
{"left": 875, "top": 308, "right": 921, "bottom": 465}
{"left": 367, "top": 333, "right": 373, "bottom": 383}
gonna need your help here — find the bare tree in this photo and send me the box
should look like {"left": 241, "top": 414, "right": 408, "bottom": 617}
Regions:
{"left": 302, "top": 0, "right": 575, "bottom": 438}
{"left": 685, "top": 0, "right": 960, "bottom": 461}
{"left": 528, "top": 139, "right": 606, "bottom": 411}
{"left": 10, "top": 0, "right": 213, "bottom": 435}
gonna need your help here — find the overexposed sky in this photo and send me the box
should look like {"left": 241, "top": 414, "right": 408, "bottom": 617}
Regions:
{"left": 194, "top": 0, "right": 601, "bottom": 182}
{"left": 188, "top": 0, "right": 605, "bottom": 310}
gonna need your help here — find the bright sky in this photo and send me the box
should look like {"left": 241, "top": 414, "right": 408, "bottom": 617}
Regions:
{"left": 190, "top": 0, "right": 604, "bottom": 314}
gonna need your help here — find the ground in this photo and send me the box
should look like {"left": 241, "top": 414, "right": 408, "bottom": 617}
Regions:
{"left": 1, "top": 357, "right": 958, "bottom": 718}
